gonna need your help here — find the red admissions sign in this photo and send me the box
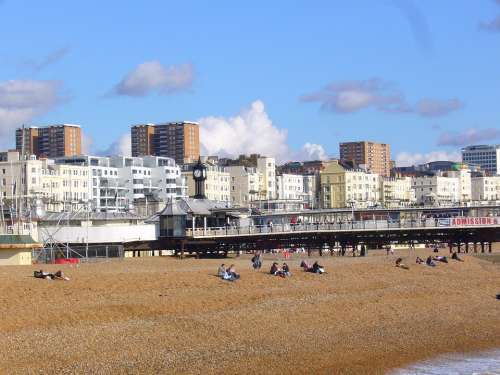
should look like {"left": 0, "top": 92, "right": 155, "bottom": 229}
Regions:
{"left": 452, "top": 217, "right": 499, "bottom": 226}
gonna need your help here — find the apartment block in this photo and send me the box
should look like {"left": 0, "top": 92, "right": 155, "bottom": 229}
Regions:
{"left": 380, "top": 177, "right": 415, "bottom": 207}
{"left": 471, "top": 176, "right": 500, "bottom": 202}
{"left": 56, "top": 155, "right": 186, "bottom": 212}
{"left": 256, "top": 157, "right": 276, "bottom": 199}
{"left": 320, "top": 160, "right": 379, "bottom": 208}
{"left": 339, "top": 141, "right": 390, "bottom": 177}
{"left": 16, "top": 124, "right": 81, "bottom": 158}
{"left": 131, "top": 121, "right": 200, "bottom": 164}
{"left": 227, "top": 166, "right": 264, "bottom": 206}
{"left": 276, "top": 174, "right": 304, "bottom": 201}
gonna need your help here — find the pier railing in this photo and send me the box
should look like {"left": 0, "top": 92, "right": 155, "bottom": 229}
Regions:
{"left": 186, "top": 216, "right": 500, "bottom": 238}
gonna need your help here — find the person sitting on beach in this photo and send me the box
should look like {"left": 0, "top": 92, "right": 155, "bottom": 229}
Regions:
{"left": 433, "top": 246, "right": 439, "bottom": 253}
{"left": 451, "top": 252, "right": 464, "bottom": 262}
{"left": 270, "top": 262, "right": 279, "bottom": 275}
{"left": 312, "top": 261, "right": 325, "bottom": 274}
{"left": 416, "top": 257, "right": 425, "bottom": 264}
{"left": 251, "top": 252, "right": 262, "bottom": 270}
{"left": 282, "top": 263, "right": 291, "bottom": 277}
{"left": 218, "top": 264, "right": 226, "bottom": 278}
{"left": 433, "top": 255, "right": 448, "bottom": 263}
{"left": 395, "top": 258, "right": 409, "bottom": 270}
{"left": 426, "top": 256, "right": 436, "bottom": 267}
{"left": 227, "top": 264, "right": 240, "bottom": 280}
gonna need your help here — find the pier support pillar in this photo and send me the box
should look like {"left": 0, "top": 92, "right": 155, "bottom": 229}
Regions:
{"left": 465, "top": 242, "right": 469, "bottom": 254}
{"left": 481, "top": 242, "right": 485, "bottom": 253}
{"left": 474, "top": 243, "right": 478, "bottom": 253}
{"left": 488, "top": 242, "right": 492, "bottom": 253}
{"left": 448, "top": 243, "right": 453, "bottom": 254}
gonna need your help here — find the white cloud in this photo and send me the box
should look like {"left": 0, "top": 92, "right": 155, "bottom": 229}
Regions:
{"left": 437, "top": 128, "right": 500, "bottom": 146}
{"left": 198, "top": 100, "right": 328, "bottom": 163}
{"left": 301, "top": 79, "right": 463, "bottom": 117}
{"left": 0, "top": 80, "right": 62, "bottom": 147}
{"left": 98, "top": 133, "right": 131, "bottom": 157}
{"left": 395, "top": 150, "right": 461, "bottom": 167}
{"left": 301, "top": 79, "right": 408, "bottom": 114}
{"left": 295, "top": 143, "right": 328, "bottom": 161}
{"left": 415, "top": 98, "right": 464, "bottom": 117}
{"left": 113, "top": 61, "right": 194, "bottom": 96}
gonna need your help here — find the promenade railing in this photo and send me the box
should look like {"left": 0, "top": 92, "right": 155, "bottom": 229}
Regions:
{"left": 186, "top": 216, "right": 500, "bottom": 238}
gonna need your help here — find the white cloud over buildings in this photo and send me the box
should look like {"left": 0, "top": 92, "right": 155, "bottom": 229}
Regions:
{"left": 198, "top": 100, "right": 328, "bottom": 163}
{"left": 0, "top": 79, "right": 62, "bottom": 146}
{"left": 395, "top": 150, "right": 461, "bottom": 167}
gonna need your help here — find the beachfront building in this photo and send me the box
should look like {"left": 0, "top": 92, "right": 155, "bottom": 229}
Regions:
{"left": 182, "top": 161, "right": 230, "bottom": 203}
{"left": 471, "top": 176, "right": 500, "bottom": 202}
{"left": 276, "top": 174, "right": 304, "bottom": 201}
{"left": 55, "top": 155, "right": 186, "bottom": 212}
{"left": 227, "top": 166, "right": 264, "bottom": 207}
{"left": 302, "top": 174, "right": 319, "bottom": 209}
{"left": 0, "top": 151, "right": 89, "bottom": 213}
{"left": 257, "top": 157, "right": 276, "bottom": 199}
{"left": 320, "top": 160, "right": 379, "bottom": 208}
{"left": 412, "top": 175, "right": 460, "bottom": 205}
{"left": 379, "top": 177, "right": 415, "bottom": 207}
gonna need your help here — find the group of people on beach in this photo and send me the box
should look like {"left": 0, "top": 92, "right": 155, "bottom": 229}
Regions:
{"left": 396, "top": 248, "right": 464, "bottom": 269}
{"left": 270, "top": 262, "right": 291, "bottom": 277}
{"left": 217, "top": 255, "right": 327, "bottom": 281}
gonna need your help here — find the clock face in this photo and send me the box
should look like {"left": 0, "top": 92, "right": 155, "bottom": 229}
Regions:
{"left": 193, "top": 169, "right": 202, "bottom": 178}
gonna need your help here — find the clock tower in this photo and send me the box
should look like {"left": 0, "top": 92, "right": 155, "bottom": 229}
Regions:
{"left": 192, "top": 158, "right": 207, "bottom": 199}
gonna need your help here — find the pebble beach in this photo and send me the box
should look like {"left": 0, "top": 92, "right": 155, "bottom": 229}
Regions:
{"left": 1, "top": 247, "right": 499, "bottom": 374}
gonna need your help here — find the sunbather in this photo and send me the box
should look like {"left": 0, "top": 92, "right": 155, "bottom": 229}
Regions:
{"left": 395, "top": 258, "right": 409, "bottom": 270}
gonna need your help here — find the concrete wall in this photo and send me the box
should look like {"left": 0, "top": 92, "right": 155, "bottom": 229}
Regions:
{"left": 0, "top": 249, "right": 32, "bottom": 265}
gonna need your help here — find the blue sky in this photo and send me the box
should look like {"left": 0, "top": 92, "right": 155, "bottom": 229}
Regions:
{"left": 0, "top": 0, "right": 499, "bottom": 165}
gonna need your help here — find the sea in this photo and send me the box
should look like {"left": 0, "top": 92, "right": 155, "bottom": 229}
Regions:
{"left": 389, "top": 350, "right": 500, "bottom": 375}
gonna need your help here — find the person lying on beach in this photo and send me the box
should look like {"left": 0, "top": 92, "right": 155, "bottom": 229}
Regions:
{"left": 395, "top": 258, "right": 409, "bottom": 270}
{"left": 34, "top": 270, "right": 70, "bottom": 281}
{"left": 416, "top": 257, "right": 425, "bottom": 264}
{"left": 433, "top": 256, "right": 448, "bottom": 263}
{"left": 300, "top": 260, "right": 312, "bottom": 272}
{"left": 426, "top": 256, "right": 436, "bottom": 267}
{"left": 218, "top": 264, "right": 226, "bottom": 278}
{"left": 451, "top": 252, "right": 464, "bottom": 262}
